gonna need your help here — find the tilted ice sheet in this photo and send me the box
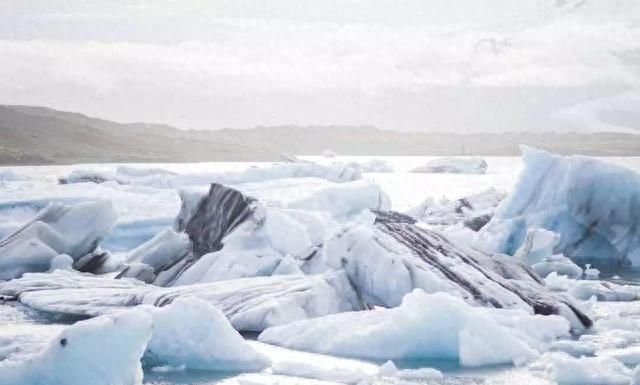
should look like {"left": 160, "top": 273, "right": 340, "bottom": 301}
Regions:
{"left": 323, "top": 217, "right": 591, "bottom": 329}
{"left": 0, "top": 199, "right": 118, "bottom": 279}
{"left": 0, "top": 270, "right": 361, "bottom": 332}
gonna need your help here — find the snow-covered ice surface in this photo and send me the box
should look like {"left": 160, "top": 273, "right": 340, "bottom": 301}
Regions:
{"left": 1, "top": 155, "right": 640, "bottom": 385}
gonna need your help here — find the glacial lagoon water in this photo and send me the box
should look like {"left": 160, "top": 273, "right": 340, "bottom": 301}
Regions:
{"left": 2, "top": 155, "right": 640, "bottom": 385}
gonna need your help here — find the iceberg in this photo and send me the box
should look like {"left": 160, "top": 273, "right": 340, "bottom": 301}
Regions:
{"left": 515, "top": 228, "right": 584, "bottom": 278}
{"left": 259, "top": 289, "right": 570, "bottom": 367}
{"left": 286, "top": 181, "right": 390, "bottom": 218}
{"left": 529, "top": 352, "right": 632, "bottom": 385}
{"left": 142, "top": 297, "right": 270, "bottom": 371}
{"left": 409, "top": 157, "right": 488, "bottom": 174}
{"left": 0, "top": 309, "right": 152, "bottom": 385}
{"left": 0, "top": 200, "right": 118, "bottom": 280}
{"left": 167, "top": 162, "right": 361, "bottom": 188}
{"left": 530, "top": 256, "right": 583, "bottom": 280}
{"left": 58, "top": 169, "right": 127, "bottom": 185}
{"left": 407, "top": 188, "right": 505, "bottom": 230}
{"left": 377, "top": 361, "right": 443, "bottom": 382}
{"left": 0, "top": 299, "right": 269, "bottom": 384}
{"left": 0, "top": 270, "right": 360, "bottom": 332}
{"left": 598, "top": 346, "right": 640, "bottom": 366}
{"left": 152, "top": 182, "right": 387, "bottom": 285}
{"left": 478, "top": 146, "right": 640, "bottom": 267}
{"left": 249, "top": 341, "right": 379, "bottom": 384}
{"left": 0, "top": 170, "right": 30, "bottom": 182}
{"left": 58, "top": 162, "right": 362, "bottom": 189}
{"left": 322, "top": 149, "right": 337, "bottom": 158}
{"left": 344, "top": 159, "right": 394, "bottom": 173}
{"left": 115, "top": 165, "right": 177, "bottom": 178}
{"left": 544, "top": 272, "right": 638, "bottom": 302}
{"left": 325, "top": 212, "right": 591, "bottom": 328}
{"left": 280, "top": 153, "right": 312, "bottom": 164}
{"left": 514, "top": 228, "right": 560, "bottom": 265}
{"left": 117, "top": 229, "right": 192, "bottom": 283}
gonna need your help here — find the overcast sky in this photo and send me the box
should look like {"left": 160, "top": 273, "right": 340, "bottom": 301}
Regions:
{"left": 1, "top": 0, "right": 639, "bottom": 133}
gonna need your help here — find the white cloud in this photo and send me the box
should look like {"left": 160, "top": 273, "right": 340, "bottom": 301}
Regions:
{"left": 0, "top": 0, "right": 638, "bottom": 132}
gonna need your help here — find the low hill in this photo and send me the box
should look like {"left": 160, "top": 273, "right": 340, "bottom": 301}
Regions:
{"left": 1, "top": 105, "right": 638, "bottom": 165}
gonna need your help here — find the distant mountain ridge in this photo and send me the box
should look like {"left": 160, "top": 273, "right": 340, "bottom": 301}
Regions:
{"left": 0, "top": 105, "right": 638, "bottom": 165}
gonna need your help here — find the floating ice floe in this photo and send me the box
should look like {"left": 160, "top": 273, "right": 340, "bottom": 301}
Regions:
{"left": 598, "top": 346, "right": 640, "bottom": 366}
{"left": 478, "top": 146, "right": 640, "bottom": 267}
{"left": 58, "top": 169, "right": 129, "bottom": 185}
{"left": 544, "top": 272, "right": 638, "bottom": 301}
{"left": 515, "top": 228, "right": 583, "bottom": 279}
{"left": 0, "top": 170, "right": 30, "bottom": 182}
{"left": 407, "top": 187, "right": 505, "bottom": 230}
{"left": 0, "top": 269, "right": 360, "bottom": 332}
{"left": 584, "top": 264, "right": 601, "bottom": 279}
{"left": 0, "top": 200, "right": 118, "bottom": 280}
{"left": 59, "top": 166, "right": 178, "bottom": 187}
{"left": 529, "top": 352, "right": 633, "bottom": 385}
{"left": 377, "top": 360, "right": 443, "bottom": 382}
{"left": 322, "top": 149, "right": 337, "bottom": 158}
{"left": 168, "top": 162, "right": 362, "bottom": 188}
{"left": 59, "top": 162, "right": 362, "bottom": 188}
{"left": 280, "top": 153, "right": 312, "bottom": 164}
{"left": 343, "top": 159, "right": 394, "bottom": 173}
{"left": 409, "top": 157, "right": 488, "bottom": 174}
{"left": 259, "top": 289, "right": 570, "bottom": 367}
{"left": 0, "top": 309, "right": 152, "bottom": 385}
{"left": 250, "top": 340, "right": 380, "bottom": 383}
{"left": 141, "top": 297, "right": 270, "bottom": 371}
{"left": 0, "top": 298, "right": 270, "bottom": 384}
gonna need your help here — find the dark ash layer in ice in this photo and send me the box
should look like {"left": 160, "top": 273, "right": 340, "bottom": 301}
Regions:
{"left": 330, "top": 210, "right": 592, "bottom": 329}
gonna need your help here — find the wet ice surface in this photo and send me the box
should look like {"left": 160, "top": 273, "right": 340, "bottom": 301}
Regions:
{"left": 2, "top": 155, "right": 640, "bottom": 385}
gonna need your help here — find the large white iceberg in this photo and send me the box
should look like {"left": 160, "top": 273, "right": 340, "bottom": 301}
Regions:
{"left": 0, "top": 309, "right": 152, "bottom": 385}
{"left": 409, "top": 157, "right": 488, "bottom": 174}
{"left": 478, "top": 146, "right": 640, "bottom": 267}
{"left": 0, "top": 200, "right": 118, "bottom": 280}
{"left": 259, "top": 289, "right": 570, "bottom": 367}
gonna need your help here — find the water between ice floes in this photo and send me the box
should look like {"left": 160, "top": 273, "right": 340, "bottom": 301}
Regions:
{"left": 1, "top": 156, "right": 640, "bottom": 385}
